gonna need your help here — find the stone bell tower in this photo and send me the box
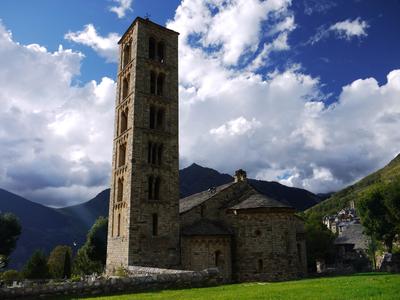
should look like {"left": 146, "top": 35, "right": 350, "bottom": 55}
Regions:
{"left": 106, "top": 17, "right": 180, "bottom": 272}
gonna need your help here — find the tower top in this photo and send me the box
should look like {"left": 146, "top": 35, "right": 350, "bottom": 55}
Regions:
{"left": 118, "top": 17, "right": 179, "bottom": 44}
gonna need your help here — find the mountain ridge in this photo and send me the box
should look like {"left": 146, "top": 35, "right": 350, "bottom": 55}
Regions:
{"left": 1, "top": 163, "right": 322, "bottom": 269}
{"left": 307, "top": 153, "right": 400, "bottom": 217}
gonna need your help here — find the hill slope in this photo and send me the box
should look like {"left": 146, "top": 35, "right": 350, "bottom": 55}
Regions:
{"left": 0, "top": 189, "right": 83, "bottom": 269}
{"left": 307, "top": 153, "right": 400, "bottom": 217}
{"left": 57, "top": 189, "right": 110, "bottom": 231}
{"left": 1, "top": 163, "right": 322, "bottom": 268}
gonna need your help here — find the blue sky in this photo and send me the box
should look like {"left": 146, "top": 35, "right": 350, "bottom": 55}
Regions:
{"left": 0, "top": 0, "right": 400, "bottom": 207}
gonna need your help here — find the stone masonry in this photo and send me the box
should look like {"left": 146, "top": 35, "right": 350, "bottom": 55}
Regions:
{"left": 106, "top": 17, "right": 180, "bottom": 272}
{"left": 106, "top": 18, "right": 307, "bottom": 283}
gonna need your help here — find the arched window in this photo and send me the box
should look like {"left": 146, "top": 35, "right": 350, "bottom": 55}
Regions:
{"left": 156, "top": 73, "right": 164, "bottom": 96}
{"left": 156, "top": 109, "right": 164, "bottom": 130}
{"left": 148, "top": 142, "right": 153, "bottom": 163}
{"left": 122, "top": 76, "right": 129, "bottom": 99}
{"left": 149, "top": 37, "right": 156, "bottom": 59}
{"left": 123, "top": 43, "right": 131, "bottom": 67}
{"left": 149, "top": 106, "right": 156, "bottom": 129}
{"left": 154, "top": 177, "right": 161, "bottom": 200}
{"left": 118, "top": 143, "right": 126, "bottom": 167}
{"left": 117, "top": 213, "right": 121, "bottom": 237}
{"left": 257, "top": 259, "right": 263, "bottom": 273}
{"left": 215, "top": 250, "right": 221, "bottom": 267}
{"left": 157, "top": 144, "right": 163, "bottom": 165}
{"left": 148, "top": 176, "right": 154, "bottom": 200}
{"left": 150, "top": 71, "right": 156, "bottom": 94}
{"left": 117, "top": 178, "right": 123, "bottom": 202}
{"left": 152, "top": 143, "right": 157, "bottom": 164}
{"left": 152, "top": 213, "right": 158, "bottom": 236}
{"left": 157, "top": 41, "right": 165, "bottom": 62}
{"left": 120, "top": 109, "right": 128, "bottom": 134}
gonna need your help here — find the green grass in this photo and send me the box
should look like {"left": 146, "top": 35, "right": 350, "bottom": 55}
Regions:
{"left": 59, "top": 273, "right": 400, "bottom": 300}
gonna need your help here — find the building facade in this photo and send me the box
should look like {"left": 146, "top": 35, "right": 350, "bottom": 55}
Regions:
{"left": 106, "top": 18, "right": 307, "bottom": 282}
{"left": 106, "top": 17, "right": 180, "bottom": 270}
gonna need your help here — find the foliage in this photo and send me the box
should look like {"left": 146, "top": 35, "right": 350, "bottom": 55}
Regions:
{"left": 357, "top": 185, "right": 398, "bottom": 252}
{"left": 72, "top": 247, "right": 103, "bottom": 276}
{"left": 22, "top": 250, "right": 49, "bottom": 279}
{"left": 303, "top": 213, "right": 336, "bottom": 272}
{"left": 85, "top": 216, "right": 108, "bottom": 264}
{"left": 72, "top": 217, "right": 108, "bottom": 276}
{"left": 0, "top": 269, "right": 23, "bottom": 284}
{"left": 56, "top": 273, "right": 400, "bottom": 300}
{"left": 115, "top": 266, "right": 128, "bottom": 278}
{"left": 47, "top": 245, "right": 72, "bottom": 279}
{"left": 0, "top": 213, "right": 22, "bottom": 269}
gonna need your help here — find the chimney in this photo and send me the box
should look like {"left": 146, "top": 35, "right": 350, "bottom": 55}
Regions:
{"left": 234, "top": 169, "right": 247, "bottom": 183}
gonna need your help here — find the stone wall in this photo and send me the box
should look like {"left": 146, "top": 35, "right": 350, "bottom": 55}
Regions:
{"left": 0, "top": 268, "right": 219, "bottom": 299}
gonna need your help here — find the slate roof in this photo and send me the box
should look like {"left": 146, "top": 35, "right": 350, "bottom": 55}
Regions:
{"left": 334, "top": 224, "right": 369, "bottom": 250}
{"left": 181, "top": 219, "right": 232, "bottom": 236}
{"left": 228, "top": 193, "right": 292, "bottom": 210}
{"left": 179, "top": 182, "right": 234, "bottom": 214}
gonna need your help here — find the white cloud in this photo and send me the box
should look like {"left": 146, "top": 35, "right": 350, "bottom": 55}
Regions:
{"left": 109, "top": 0, "right": 133, "bottom": 19}
{"left": 329, "top": 17, "right": 369, "bottom": 40}
{"left": 0, "top": 21, "right": 115, "bottom": 207}
{"left": 65, "top": 24, "right": 120, "bottom": 63}
{"left": 166, "top": 1, "right": 400, "bottom": 194}
{"left": 210, "top": 117, "right": 262, "bottom": 138}
{"left": 308, "top": 17, "right": 369, "bottom": 44}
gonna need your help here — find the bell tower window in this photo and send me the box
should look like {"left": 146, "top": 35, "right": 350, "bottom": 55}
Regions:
{"left": 157, "top": 42, "right": 165, "bottom": 62}
{"left": 123, "top": 43, "right": 131, "bottom": 68}
{"left": 118, "top": 143, "right": 126, "bottom": 167}
{"left": 157, "top": 73, "right": 165, "bottom": 96}
{"left": 120, "top": 109, "right": 128, "bottom": 134}
{"left": 150, "top": 71, "right": 156, "bottom": 94}
{"left": 122, "top": 75, "right": 130, "bottom": 99}
{"left": 149, "top": 37, "right": 156, "bottom": 59}
{"left": 117, "top": 178, "right": 123, "bottom": 202}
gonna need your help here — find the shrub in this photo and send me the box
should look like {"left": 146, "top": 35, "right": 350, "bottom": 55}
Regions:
{"left": 1, "top": 269, "right": 23, "bottom": 284}
{"left": 23, "top": 250, "right": 50, "bottom": 279}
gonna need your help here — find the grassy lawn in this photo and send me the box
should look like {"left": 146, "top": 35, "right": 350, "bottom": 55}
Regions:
{"left": 60, "top": 273, "right": 400, "bottom": 300}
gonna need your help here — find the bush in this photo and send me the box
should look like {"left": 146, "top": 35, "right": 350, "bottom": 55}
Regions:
{"left": 1, "top": 269, "right": 23, "bottom": 284}
{"left": 23, "top": 250, "right": 50, "bottom": 279}
{"left": 47, "top": 245, "right": 72, "bottom": 279}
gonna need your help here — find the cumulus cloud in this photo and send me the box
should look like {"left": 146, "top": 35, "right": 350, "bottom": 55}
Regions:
{"left": 308, "top": 17, "right": 369, "bottom": 44}
{"left": 109, "top": 0, "right": 133, "bottom": 19}
{"left": 65, "top": 24, "right": 120, "bottom": 63}
{"left": 0, "top": 21, "right": 115, "bottom": 207}
{"left": 330, "top": 17, "right": 369, "bottom": 40}
{"left": 166, "top": 0, "right": 400, "bottom": 194}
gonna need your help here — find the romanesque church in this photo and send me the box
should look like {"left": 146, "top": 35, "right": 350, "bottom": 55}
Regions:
{"left": 106, "top": 17, "right": 307, "bottom": 282}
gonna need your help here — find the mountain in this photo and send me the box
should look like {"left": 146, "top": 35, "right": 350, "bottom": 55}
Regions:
{"left": 307, "top": 153, "right": 400, "bottom": 218}
{"left": 0, "top": 189, "right": 84, "bottom": 269}
{"left": 1, "top": 163, "right": 323, "bottom": 269}
{"left": 179, "top": 163, "right": 233, "bottom": 197}
{"left": 57, "top": 189, "right": 110, "bottom": 231}
{"left": 249, "top": 179, "right": 321, "bottom": 211}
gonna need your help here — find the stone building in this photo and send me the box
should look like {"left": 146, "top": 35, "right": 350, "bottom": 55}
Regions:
{"left": 106, "top": 17, "right": 307, "bottom": 282}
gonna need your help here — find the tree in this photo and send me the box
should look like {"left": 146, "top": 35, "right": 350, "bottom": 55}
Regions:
{"left": 304, "top": 213, "right": 336, "bottom": 272}
{"left": 47, "top": 245, "right": 72, "bottom": 279}
{"left": 72, "top": 247, "right": 103, "bottom": 276}
{"left": 85, "top": 217, "right": 108, "bottom": 265}
{"left": 358, "top": 186, "right": 397, "bottom": 253}
{"left": 0, "top": 213, "right": 22, "bottom": 269}
{"left": 384, "top": 179, "right": 400, "bottom": 232}
{"left": 72, "top": 217, "right": 108, "bottom": 276}
{"left": 23, "top": 250, "right": 49, "bottom": 279}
